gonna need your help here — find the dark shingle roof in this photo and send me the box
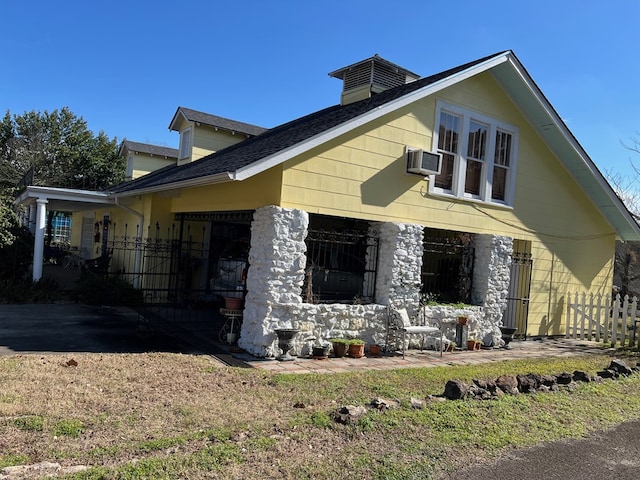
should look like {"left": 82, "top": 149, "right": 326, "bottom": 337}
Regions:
{"left": 121, "top": 140, "right": 178, "bottom": 159}
{"left": 170, "top": 107, "right": 268, "bottom": 137}
{"left": 112, "top": 52, "right": 506, "bottom": 195}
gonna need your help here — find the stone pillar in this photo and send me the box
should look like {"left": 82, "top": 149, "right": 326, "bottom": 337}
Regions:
{"left": 238, "top": 206, "right": 309, "bottom": 357}
{"left": 32, "top": 198, "right": 48, "bottom": 281}
{"left": 375, "top": 222, "right": 423, "bottom": 313}
{"left": 471, "top": 234, "right": 513, "bottom": 345}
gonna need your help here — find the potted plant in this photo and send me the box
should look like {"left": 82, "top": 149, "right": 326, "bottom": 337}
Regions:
{"left": 347, "top": 339, "right": 365, "bottom": 358}
{"left": 311, "top": 342, "right": 331, "bottom": 359}
{"left": 368, "top": 343, "right": 382, "bottom": 357}
{"left": 457, "top": 315, "right": 468, "bottom": 326}
{"left": 467, "top": 338, "right": 481, "bottom": 351}
{"left": 330, "top": 338, "right": 350, "bottom": 358}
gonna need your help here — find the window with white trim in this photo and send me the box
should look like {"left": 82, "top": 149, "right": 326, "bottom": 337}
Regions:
{"left": 179, "top": 127, "right": 192, "bottom": 160}
{"left": 431, "top": 101, "right": 518, "bottom": 206}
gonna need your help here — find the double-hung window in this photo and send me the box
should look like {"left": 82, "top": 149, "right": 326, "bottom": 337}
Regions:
{"left": 431, "top": 101, "right": 518, "bottom": 206}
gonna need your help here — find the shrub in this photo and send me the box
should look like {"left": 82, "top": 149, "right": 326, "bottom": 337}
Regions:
{"left": 74, "top": 275, "right": 143, "bottom": 306}
{"left": 0, "top": 278, "right": 62, "bottom": 304}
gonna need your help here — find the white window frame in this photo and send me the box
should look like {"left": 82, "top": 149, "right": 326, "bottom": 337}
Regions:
{"left": 430, "top": 100, "right": 518, "bottom": 207}
{"left": 179, "top": 127, "right": 192, "bottom": 160}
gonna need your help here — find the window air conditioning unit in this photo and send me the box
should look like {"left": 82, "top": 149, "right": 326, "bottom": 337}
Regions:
{"left": 406, "top": 148, "right": 442, "bottom": 176}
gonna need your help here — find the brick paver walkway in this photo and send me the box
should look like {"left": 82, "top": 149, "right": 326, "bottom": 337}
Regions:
{"left": 227, "top": 338, "right": 612, "bottom": 373}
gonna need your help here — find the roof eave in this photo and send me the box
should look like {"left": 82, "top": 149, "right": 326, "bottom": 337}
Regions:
{"left": 111, "top": 172, "right": 235, "bottom": 198}
{"left": 492, "top": 55, "right": 640, "bottom": 241}
{"left": 168, "top": 107, "right": 188, "bottom": 132}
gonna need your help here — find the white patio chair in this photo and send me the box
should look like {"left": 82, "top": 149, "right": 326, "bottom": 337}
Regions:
{"left": 388, "top": 307, "right": 444, "bottom": 358}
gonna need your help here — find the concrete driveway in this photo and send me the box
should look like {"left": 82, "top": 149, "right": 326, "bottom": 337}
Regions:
{"left": 0, "top": 303, "right": 189, "bottom": 355}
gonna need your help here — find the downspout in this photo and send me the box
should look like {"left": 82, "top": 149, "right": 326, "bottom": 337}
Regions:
{"left": 114, "top": 197, "right": 144, "bottom": 289}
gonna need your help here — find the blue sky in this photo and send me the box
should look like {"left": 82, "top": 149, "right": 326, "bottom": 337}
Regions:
{"left": 3, "top": 0, "right": 640, "bottom": 179}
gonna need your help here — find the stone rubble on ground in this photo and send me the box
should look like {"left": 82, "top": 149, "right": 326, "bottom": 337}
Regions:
{"left": 0, "top": 462, "right": 88, "bottom": 480}
{"left": 333, "top": 359, "right": 640, "bottom": 421}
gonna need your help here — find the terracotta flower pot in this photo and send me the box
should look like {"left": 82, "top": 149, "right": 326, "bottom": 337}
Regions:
{"left": 224, "top": 297, "right": 243, "bottom": 310}
{"left": 368, "top": 344, "right": 382, "bottom": 357}
{"left": 348, "top": 343, "right": 365, "bottom": 358}
{"left": 467, "top": 339, "right": 481, "bottom": 351}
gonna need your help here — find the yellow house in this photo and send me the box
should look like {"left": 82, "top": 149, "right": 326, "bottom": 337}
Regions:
{"left": 17, "top": 51, "right": 640, "bottom": 357}
{"left": 120, "top": 140, "right": 178, "bottom": 181}
{"left": 168, "top": 106, "right": 267, "bottom": 165}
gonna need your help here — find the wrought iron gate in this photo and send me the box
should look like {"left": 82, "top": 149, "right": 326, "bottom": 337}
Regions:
{"left": 502, "top": 248, "right": 533, "bottom": 338}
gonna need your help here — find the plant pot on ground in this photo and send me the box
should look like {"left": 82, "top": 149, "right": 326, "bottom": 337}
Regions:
{"left": 348, "top": 339, "right": 365, "bottom": 358}
{"left": 467, "top": 339, "right": 481, "bottom": 351}
{"left": 499, "top": 326, "right": 517, "bottom": 348}
{"left": 330, "top": 338, "right": 350, "bottom": 358}
{"left": 311, "top": 344, "right": 331, "bottom": 358}
{"left": 368, "top": 344, "right": 382, "bottom": 357}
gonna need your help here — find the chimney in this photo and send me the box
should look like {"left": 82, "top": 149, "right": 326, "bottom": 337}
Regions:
{"left": 329, "top": 54, "right": 420, "bottom": 105}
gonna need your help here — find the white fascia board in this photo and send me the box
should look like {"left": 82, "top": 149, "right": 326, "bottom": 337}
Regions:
{"left": 111, "top": 172, "right": 234, "bottom": 198}
{"left": 502, "top": 57, "right": 640, "bottom": 237}
{"left": 17, "top": 186, "right": 113, "bottom": 204}
{"left": 168, "top": 108, "right": 189, "bottom": 132}
{"left": 235, "top": 54, "right": 510, "bottom": 181}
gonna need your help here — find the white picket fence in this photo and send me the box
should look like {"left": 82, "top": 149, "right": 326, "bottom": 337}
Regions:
{"left": 566, "top": 293, "right": 639, "bottom": 347}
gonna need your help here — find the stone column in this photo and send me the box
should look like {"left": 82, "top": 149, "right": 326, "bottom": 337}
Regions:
{"left": 471, "top": 234, "right": 513, "bottom": 345}
{"left": 375, "top": 222, "right": 424, "bottom": 313}
{"left": 238, "top": 206, "right": 309, "bottom": 357}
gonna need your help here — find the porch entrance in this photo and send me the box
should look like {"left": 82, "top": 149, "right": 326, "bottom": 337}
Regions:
{"left": 103, "top": 211, "right": 253, "bottom": 337}
{"left": 502, "top": 239, "right": 532, "bottom": 338}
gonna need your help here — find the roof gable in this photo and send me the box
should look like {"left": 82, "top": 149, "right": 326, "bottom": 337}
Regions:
{"left": 120, "top": 140, "right": 178, "bottom": 159}
{"left": 111, "top": 51, "right": 640, "bottom": 241}
{"left": 168, "top": 107, "right": 268, "bottom": 137}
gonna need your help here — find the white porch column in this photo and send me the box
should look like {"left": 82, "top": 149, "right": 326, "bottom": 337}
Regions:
{"left": 32, "top": 198, "right": 48, "bottom": 281}
{"left": 28, "top": 204, "right": 37, "bottom": 235}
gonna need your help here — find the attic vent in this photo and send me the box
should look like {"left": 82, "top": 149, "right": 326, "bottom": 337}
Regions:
{"left": 329, "top": 55, "right": 420, "bottom": 105}
{"left": 343, "top": 62, "right": 406, "bottom": 91}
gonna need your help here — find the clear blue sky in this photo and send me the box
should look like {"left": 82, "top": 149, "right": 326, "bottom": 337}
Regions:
{"left": 3, "top": 0, "right": 640, "bottom": 178}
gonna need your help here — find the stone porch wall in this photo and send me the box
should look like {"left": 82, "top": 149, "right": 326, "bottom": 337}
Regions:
{"left": 238, "top": 205, "right": 513, "bottom": 357}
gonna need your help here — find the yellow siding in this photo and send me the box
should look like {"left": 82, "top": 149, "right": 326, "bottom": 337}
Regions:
{"left": 169, "top": 166, "right": 283, "bottom": 213}
{"left": 279, "top": 72, "right": 616, "bottom": 336}
{"left": 130, "top": 154, "right": 175, "bottom": 180}
{"left": 192, "top": 125, "right": 250, "bottom": 162}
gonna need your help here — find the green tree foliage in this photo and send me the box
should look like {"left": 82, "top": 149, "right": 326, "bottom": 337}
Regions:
{"left": 0, "top": 193, "right": 33, "bottom": 280}
{"left": 0, "top": 107, "right": 124, "bottom": 278}
{"left": 0, "top": 107, "right": 123, "bottom": 192}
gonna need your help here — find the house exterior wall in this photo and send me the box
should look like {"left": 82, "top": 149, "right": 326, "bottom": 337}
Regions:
{"left": 277, "top": 72, "right": 616, "bottom": 336}
{"left": 192, "top": 124, "right": 248, "bottom": 162}
{"left": 173, "top": 116, "right": 253, "bottom": 163}
{"left": 169, "top": 166, "right": 283, "bottom": 213}
{"left": 127, "top": 153, "right": 175, "bottom": 180}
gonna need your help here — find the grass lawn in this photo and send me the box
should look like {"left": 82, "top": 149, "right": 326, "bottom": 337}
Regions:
{"left": 1, "top": 351, "right": 639, "bottom": 479}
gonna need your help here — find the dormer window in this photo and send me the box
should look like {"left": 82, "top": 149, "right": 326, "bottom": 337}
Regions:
{"left": 179, "top": 127, "right": 192, "bottom": 160}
